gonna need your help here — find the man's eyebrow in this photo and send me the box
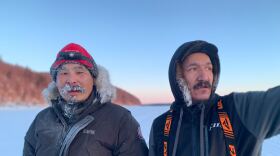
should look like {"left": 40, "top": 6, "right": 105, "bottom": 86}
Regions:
{"left": 205, "top": 62, "right": 213, "bottom": 66}
{"left": 186, "top": 63, "right": 198, "bottom": 67}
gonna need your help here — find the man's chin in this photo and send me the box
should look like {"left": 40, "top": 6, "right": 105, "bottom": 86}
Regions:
{"left": 192, "top": 99, "right": 209, "bottom": 105}
{"left": 191, "top": 92, "right": 211, "bottom": 103}
{"left": 63, "top": 95, "right": 79, "bottom": 103}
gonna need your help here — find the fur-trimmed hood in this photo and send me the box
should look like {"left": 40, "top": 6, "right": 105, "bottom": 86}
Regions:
{"left": 169, "top": 40, "right": 220, "bottom": 107}
{"left": 42, "top": 65, "right": 116, "bottom": 104}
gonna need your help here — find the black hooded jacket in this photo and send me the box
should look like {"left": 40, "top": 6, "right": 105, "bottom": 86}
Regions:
{"left": 149, "top": 40, "right": 280, "bottom": 156}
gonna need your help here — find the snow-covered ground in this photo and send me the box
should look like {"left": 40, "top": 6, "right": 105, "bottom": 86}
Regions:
{"left": 0, "top": 105, "right": 279, "bottom": 156}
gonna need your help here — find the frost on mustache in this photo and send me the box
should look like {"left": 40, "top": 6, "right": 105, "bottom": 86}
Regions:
{"left": 60, "top": 83, "right": 86, "bottom": 104}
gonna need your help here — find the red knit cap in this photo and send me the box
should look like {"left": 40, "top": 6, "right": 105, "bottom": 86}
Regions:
{"left": 50, "top": 43, "right": 98, "bottom": 81}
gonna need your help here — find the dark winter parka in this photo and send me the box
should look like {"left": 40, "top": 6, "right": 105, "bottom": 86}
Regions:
{"left": 23, "top": 66, "right": 148, "bottom": 156}
{"left": 149, "top": 40, "right": 280, "bottom": 156}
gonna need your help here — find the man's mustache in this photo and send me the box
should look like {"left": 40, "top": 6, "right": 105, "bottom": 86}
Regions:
{"left": 193, "top": 80, "right": 212, "bottom": 90}
{"left": 62, "top": 84, "right": 86, "bottom": 93}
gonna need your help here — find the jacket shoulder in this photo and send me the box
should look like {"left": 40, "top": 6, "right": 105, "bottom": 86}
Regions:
{"left": 103, "top": 102, "right": 130, "bottom": 113}
{"left": 33, "top": 106, "right": 56, "bottom": 120}
{"left": 152, "top": 109, "right": 172, "bottom": 131}
{"left": 28, "top": 106, "right": 62, "bottom": 129}
{"left": 99, "top": 102, "right": 132, "bottom": 120}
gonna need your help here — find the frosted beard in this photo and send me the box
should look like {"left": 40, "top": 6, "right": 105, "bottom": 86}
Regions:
{"left": 60, "top": 83, "right": 86, "bottom": 104}
{"left": 59, "top": 84, "right": 88, "bottom": 119}
{"left": 177, "top": 77, "right": 192, "bottom": 107}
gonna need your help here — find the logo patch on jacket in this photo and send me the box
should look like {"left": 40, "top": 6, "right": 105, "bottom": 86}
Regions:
{"left": 209, "top": 122, "right": 221, "bottom": 131}
{"left": 82, "top": 129, "right": 95, "bottom": 135}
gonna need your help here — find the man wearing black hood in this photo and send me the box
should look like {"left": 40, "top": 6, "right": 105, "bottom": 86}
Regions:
{"left": 149, "top": 40, "right": 280, "bottom": 156}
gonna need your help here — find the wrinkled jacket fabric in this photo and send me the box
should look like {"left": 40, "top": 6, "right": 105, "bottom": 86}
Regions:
{"left": 149, "top": 40, "right": 280, "bottom": 156}
{"left": 23, "top": 66, "right": 148, "bottom": 156}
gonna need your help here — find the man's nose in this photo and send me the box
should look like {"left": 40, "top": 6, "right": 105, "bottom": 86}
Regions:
{"left": 197, "top": 68, "right": 208, "bottom": 80}
{"left": 66, "top": 73, "right": 78, "bottom": 84}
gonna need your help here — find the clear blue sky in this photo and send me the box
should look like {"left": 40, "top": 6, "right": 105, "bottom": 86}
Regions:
{"left": 1, "top": 0, "right": 280, "bottom": 103}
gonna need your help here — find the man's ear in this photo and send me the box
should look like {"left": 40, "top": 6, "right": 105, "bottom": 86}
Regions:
{"left": 92, "top": 77, "right": 96, "bottom": 84}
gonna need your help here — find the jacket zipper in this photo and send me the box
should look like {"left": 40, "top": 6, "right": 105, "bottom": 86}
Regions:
{"left": 204, "top": 126, "right": 209, "bottom": 156}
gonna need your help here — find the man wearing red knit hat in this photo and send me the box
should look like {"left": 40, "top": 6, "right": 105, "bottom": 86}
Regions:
{"left": 23, "top": 43, "right": 148, "bottom": 156}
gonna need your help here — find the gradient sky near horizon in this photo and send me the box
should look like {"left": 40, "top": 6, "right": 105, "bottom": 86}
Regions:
{"left": 1, "top": 0, "right": 280, "bottom": 104}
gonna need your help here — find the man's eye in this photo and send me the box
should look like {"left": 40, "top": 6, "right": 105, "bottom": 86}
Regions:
{"left": 187, "top": 67, "right": 197, "bottom": 71}
{"left": 58, "top": 71, "right": 68, "bottom": 75}
{"left": 62, "top": 72, "right": 68, "bottom": 75}
{"left": 76, "top": 71, "right": 85, "bottom": 74}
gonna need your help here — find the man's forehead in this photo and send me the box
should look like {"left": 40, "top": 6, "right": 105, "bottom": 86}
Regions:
{"left": 183, "top": 52, "right": 212, "bottom": 66}
{"left": 60, "top": 63, "right": 87, "bottom": 70}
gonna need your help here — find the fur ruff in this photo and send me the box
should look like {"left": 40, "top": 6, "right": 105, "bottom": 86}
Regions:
{"left": 42, "top": 65, "right": 116, "bottom": 104}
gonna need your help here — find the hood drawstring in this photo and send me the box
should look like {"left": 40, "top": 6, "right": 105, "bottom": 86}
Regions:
{"left": 204, "top": 125, "right": 209, "bottom": 156}
{"left": 172, "top": 108, "right": 184, "bottom": 156}
{"left": 200, "top": 104, "right": 205, "bottom": 156}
